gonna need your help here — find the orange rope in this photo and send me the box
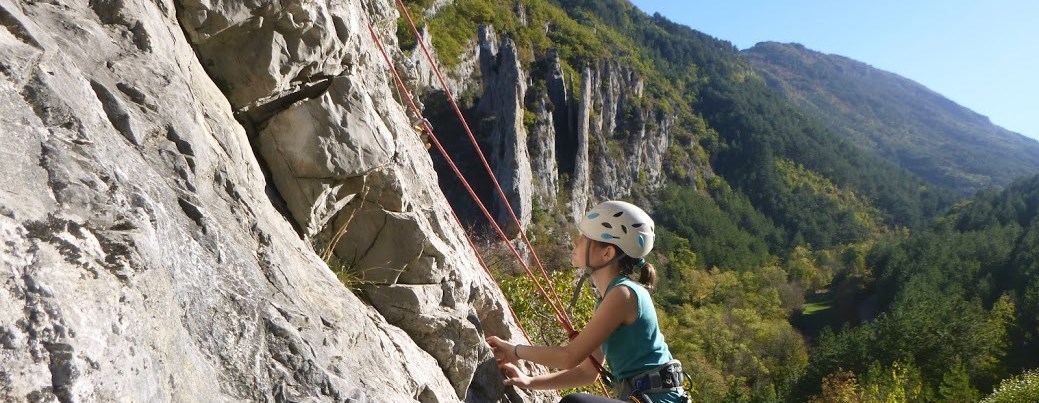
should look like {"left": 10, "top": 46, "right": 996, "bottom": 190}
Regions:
{"left": 366, "top": 22, "right": 531, "bottom": 344}
{"left": 370, "top": 10, "right": 613, "bottom": 395}
{"left": 368, "top": 22, "right": 571, "bottom": 333}
{"left": 394, "top": 0, "right": 574, "bottom": 328}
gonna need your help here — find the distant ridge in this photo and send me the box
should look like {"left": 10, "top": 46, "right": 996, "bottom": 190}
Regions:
{"left": 744, "top": 41, "right": 1039, "bottom": 194}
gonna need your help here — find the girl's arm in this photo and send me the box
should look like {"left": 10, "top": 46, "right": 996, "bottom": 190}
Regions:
{"left": 488, "top": 285, "right": 636, "bottom": 369}
{"left": 500, "top": 352, "right": 604, "bottom": 390}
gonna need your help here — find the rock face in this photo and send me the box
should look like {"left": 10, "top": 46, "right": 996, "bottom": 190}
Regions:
{"left": 428, "top": 45, "right": 678, "bottom": 226}
{"left": 583, "top": 60, "right": 672, "bottom": 203}
{"left": 526, "top": 51, "right": 564, "bottom": 211}
{"left": 568, "top": 69, "right": 594, "bottom": 221}
{"left": 0, "top": 0, "right": 548, "bottom": 402}
{"left": 475, "top": 27, "right": 533, "bottom": 237}
{"left": 400, "top": 25, "right": 480, "bottom": 106}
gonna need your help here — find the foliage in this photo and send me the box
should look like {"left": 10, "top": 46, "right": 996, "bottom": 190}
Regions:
{"left": 809, "top": 369, "right": 858, "bottom": 403}
{"left": 324, "top": 252, "right": 374, "bottom": 292}
{"left": 483, "top": 235, "right": 604, "bottom": 396}
{"left": 400, "top": 0, "right": 1039, "bottom": 400}
{"left": 654, "top": 230, "right": 809, "bottom": 401}
{"left": 656, "top": 185, "right": 773, "bottom": 270}
{"left": 499, "top": 266, "right": 595, "bottom": 350}
{"left": 981, "top": 370, "right": 1039, "bottom": 403}
{"left": 808, "top": 362, "right": 928, "bottom": 403}
{"left": 939, "top": 359, "right": 982, "bottom": 403}
{"left": 800, "top": 176, "right": 1039, "bottom": 401}
{"left": 774, "top": 159, "right": 889, "bottom": 239}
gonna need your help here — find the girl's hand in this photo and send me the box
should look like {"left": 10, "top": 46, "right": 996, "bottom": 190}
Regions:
{"left": 485, "top": 336, "right": 519, "bottom": 364}
{"left": 498, "top": 362, "right": 531, "bottom": 387}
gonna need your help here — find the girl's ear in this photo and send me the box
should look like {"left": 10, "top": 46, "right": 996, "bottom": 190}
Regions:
{"left": 601, "top": 243, "right": 618, "bottom": 261}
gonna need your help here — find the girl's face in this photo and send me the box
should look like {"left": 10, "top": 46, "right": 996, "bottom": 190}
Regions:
{"left": 571, "top": 235, "right": 615, "bottom": 268}
{"left": 571, "top": 236, "right": 589, "bottom": 267}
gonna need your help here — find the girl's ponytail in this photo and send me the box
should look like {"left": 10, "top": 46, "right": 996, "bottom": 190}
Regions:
{"left": 620, "top": 255, "right": 657, "bottom": 291}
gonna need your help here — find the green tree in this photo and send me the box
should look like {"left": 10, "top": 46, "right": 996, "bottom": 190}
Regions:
{"left": 938, "top": 359, "right": 981, "bottom": 403}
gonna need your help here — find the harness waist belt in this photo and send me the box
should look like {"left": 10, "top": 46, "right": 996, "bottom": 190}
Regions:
{"left": 614, "top": 359, "right": 686, "bottom": 399}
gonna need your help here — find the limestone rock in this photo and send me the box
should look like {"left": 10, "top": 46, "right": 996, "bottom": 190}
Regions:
{"left": 399, "top": 25, "right": 479, "bottom": 102}
{"left": 476, "top": 27, "right": 533, "bottom": 238}
{"left": 176, "top": 0, "right": 363, "bottom": 109}
{"left": 569, "top": 69, "right": 593, "bottom": 221}
{"left": 0, "top": 0, "right": 547, "bottom": 402}
{"left": 518, "top": 50, "right": 564, "bottom": 211}
{"left": 526, "top": 92, "right": 559, "bottom": 210}
{"left": 257, "top": 76, "right": 398, "bottom": 239}
{"left": 178, "top": 0, "right": 547, "bottom": 402}
{"left": 582, "top": 60, "right": 672, "bottom": 203}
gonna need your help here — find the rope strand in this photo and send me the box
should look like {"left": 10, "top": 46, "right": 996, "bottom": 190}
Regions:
{"left": 369, "top": 12, "right": 613, "bottom": 395}
{"left": 394, "top": 0, "right": 573, "bottom": 328}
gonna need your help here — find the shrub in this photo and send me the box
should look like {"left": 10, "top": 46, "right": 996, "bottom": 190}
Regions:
{"left": 981, "top": 370, "right": 1039, "bottom": 403}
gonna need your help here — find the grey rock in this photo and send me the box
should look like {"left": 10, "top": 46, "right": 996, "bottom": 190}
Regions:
{"left": 0, "top": 0, "right": 543, "bottom": 402}
{"left": 179, "top": 0, "right": 545, "bottom": 402}
{"left": 176, "top": 0, "right": 362, "bottom": 109}
{"left": 400, "top": 25, "right": 479, "bottom": 101}
{"left": 582, "top": 60, "right": 672, "bottom": 203}
{"left": 526, "top": 93, "right": 559, "bottom": 210}
{"left": 569, "top": 69, "right": 593, "bottom": 221}
{"left": 257, "top": 76, "right": 397, "bottom": 239}
{"left": 476, "top": 28, "right": 533, "bottom": 238}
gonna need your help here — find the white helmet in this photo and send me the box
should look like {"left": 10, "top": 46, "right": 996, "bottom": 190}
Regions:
{"left": 577, "top": 201, "right": 655, "bottom": 258}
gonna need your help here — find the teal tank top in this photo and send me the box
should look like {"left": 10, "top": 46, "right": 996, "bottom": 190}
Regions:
{"left": 598, "top": 275, "right": 673, "bottom": 381}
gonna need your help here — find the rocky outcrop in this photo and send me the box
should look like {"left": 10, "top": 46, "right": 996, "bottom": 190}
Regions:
{"left": 399, "top": 25, "right": 479, "bottom": 106}
{"left": 1, "top": 0, "right": 547, "bottom": 402}
{"left": 569, "top": 69, "right": 594, "bottom": 221}
{"left": 179, "top": 0, "right": 549, "bottom": 401}
{"left": 475, "top": 27, "right": 532, "bottom": 237}
{"left": 526, "top": 92, "right": 559, "bottom": 210}
{"left": 583, "top": 60, "right": 672, "bottom": 202}
{"left": 525, "top": 51, "right": 565, "bottom": 211}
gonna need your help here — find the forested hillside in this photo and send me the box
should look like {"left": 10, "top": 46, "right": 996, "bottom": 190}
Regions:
{"left": 745, "top": 42, "right": 1039, "bottom": 195}
{"left": 399, "top": 0, "right": 1039, "bottom": 401}
{"left": 801, "top": 175, "right": 1039, "bottom": 401}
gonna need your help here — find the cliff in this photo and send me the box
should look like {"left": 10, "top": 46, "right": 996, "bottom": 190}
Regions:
{"left": 0, "top": 0, "right": 550, "bottom": 401}
{"left": 423, "top": 23, "right": 700, "bottom": 232}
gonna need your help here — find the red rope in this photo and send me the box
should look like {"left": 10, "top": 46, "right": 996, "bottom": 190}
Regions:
{"left": 458, "top": 208, "right": 532, "bottom": 344}
{"left": 367, "top": 22, "right": 542, "bottom": 342}
{"left": 370, "top": 22, "right": 572, "bottom": 333}
{"left": 394, "top": 0, "right": 573, "bottom": 328}
{"left": 376, "top": 9, "right": 614, "bottom": 394}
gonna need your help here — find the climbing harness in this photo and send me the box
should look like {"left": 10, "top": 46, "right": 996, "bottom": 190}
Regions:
{"left": 614, "top": 360, "right": 691, "bottom": 403}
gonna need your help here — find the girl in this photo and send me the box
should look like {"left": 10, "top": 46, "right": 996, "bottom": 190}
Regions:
{"left": 486, "top": 201, "right": 688, "bottom": 403}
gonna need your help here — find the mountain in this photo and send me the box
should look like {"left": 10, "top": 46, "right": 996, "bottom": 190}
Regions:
{"left": 744, "top": 42, "right": 1039, "bottom": 194}
{"left": 408, "top": 0, "right": 1037, "bottom": 400}
{"left": 5, "top": 0, "right": 1033, "bottom": 401}
{"left": 412, "top": 0, "right": 957, "bottom": 253}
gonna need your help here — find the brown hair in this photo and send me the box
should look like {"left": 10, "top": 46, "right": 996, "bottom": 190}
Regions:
{"left": 593, "top": 240, "right": 657, "bottom": 290}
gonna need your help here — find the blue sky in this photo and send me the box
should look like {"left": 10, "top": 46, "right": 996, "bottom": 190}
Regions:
{"left": 628, "top": 0, "right": 1039, "bottom": 141}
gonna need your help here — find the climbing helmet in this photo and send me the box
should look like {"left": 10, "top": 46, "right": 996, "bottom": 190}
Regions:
{"left": 577, "top": 201, "right": 655, "bottom": 259}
